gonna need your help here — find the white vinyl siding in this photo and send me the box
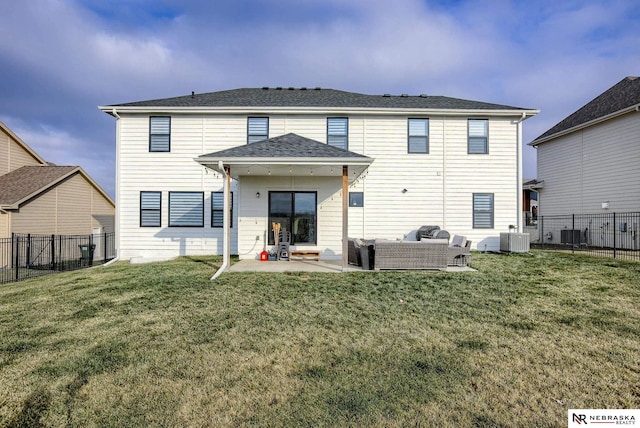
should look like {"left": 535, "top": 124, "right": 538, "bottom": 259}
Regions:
{"left": 248, "top": 117, "right": 269, "bottom": 144}
{"left": 327, "top": 118, "right": 348, "bottom": 150}
{"left": 473, "top": 193, "right": 494, "bottom": 228}
{"left": 116, "top": 112, "right": 522, "bottom": 258}
{"left": 212, "top": 191, "right": 233, "bottom": 228}
{"left": 408, "top": 118, "right": 429, "bottom": 153}
{"left": 140, "top": 191, "right": 161, "bottom": 227}
{"left": 149, "top": 116, "right": 171, "bottom": 152}
{"left": 169, "top": 192, "right": 204, "bottom": 227}
{"left": 468, "top": 119, "right": 488, "bottom": 154}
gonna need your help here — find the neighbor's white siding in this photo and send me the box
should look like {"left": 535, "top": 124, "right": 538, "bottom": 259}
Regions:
{"left": 537, "top": 112, "right": 640, "bottom": 216}
{"left": 116, "top": 112, "right": 523, "bottom": 260}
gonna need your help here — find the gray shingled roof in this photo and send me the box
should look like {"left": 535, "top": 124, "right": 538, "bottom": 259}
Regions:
{"left": 199, "top": 133, "right": 370, "bottom": 159}
{"left": 532, "top": 76, "right": 640, "bottom": 144}
{"left": 110, "top": 87, "right": 531, "bottom": 111}
{"left": 0, "top": 166, "right": 77, "bottom": 206}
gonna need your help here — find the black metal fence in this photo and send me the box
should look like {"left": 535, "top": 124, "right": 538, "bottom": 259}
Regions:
{"left": 536, "top": 212, "right": 640, "bottom": 262}
{"left": 0, "top": 232, "right": 115, "bottom": 284}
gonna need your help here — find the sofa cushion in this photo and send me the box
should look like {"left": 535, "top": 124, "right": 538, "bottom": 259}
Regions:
{"left": 450, "top": 235, "right": 467, "bottom": 247}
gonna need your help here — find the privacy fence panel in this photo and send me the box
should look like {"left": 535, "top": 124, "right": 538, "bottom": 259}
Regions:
{"left": 538, "top": 212, "right": 640, "bottom": 262}
{"left": 0, "top": 232, "right": 115, "bottom": 284}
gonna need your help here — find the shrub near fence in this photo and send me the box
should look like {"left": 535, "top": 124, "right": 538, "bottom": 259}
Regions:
{"left": 0, "top": 232, "right": 115, "bottom": 284}
{"left": 537, "top": 212, "right": 640, "bottom": 262}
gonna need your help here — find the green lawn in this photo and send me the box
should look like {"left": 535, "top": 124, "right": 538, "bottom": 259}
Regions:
{"left": 1, "top": 251, "right": 639, "bottom": 427}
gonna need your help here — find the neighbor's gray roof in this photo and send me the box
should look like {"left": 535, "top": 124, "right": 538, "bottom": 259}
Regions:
{"left": 109, "top": 87, "right": 532, "bottom": 111}
{"left": 0, "top": 166, "right": 77, "bottom": 206}
{"left": 199, "top": 133, "right": 370, "bottom": 159}
{"left": 532, "top": 76, "right": 640, "bottom": 144}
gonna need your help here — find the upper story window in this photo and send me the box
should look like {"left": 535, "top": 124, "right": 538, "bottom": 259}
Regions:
{"left": 327, "top": 118, "right": 348, "bottom": 150}
{"left": 248, "top": 117, "right": 269, "bottom": 144}
{"left": 149, "top": 116, "right": 171, "bottom": 152}
{"left": 473, "top": 193, "right": 494, "bottom": 229}
{"left": 468, "top": 119, "right": 488, "bottom": 154}
{"left": 408, "top": 118, "right": 429, "bottom": 153}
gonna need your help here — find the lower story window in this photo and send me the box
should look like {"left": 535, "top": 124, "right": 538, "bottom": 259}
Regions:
{"left": 349, "top": 192, "right": 364, "bottom": 207}
{"left": 169, "top": 192, "right": 204, "bottom": 227}
{"left": 268, "top": 191, "right": 317, "bottom": 245}
{"left": 473, "top": 193, "right": 494, "bottom": 228}
{"left": 211, "top": 191, "right": 233, "bottom": 228}
{"left": 140, "top": 191, "right": 161, "bottom": 227}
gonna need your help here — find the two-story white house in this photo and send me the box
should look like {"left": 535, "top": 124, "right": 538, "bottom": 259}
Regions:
{"left": 100, "top": 87, "right": 537, "bottom": 265}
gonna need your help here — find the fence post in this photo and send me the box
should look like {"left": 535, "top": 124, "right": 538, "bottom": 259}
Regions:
{"left": 571, "top": 214, "right": 575, "bottom": 253}
{"left": 613, "top": 212, "right": 617, "bottom": 259}
{"left": 540, "top": 216, "right": 544, "bottom": 249}
{"left": 51, "top": 234, "right": 56, "bottom": 270}
{"left": 14, "top": 234, "right": 19, "bottom": 281}
{"left": 103, "top": 232, "right": 107, "bottom": 264}
{"left": 26, "top": 233, "right": 31, "bottom": 268}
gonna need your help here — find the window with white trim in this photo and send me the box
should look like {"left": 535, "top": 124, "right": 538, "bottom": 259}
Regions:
{"left": 327, "top": 117, "right": 348, "bottom": 150}
{"left": 473, "top": 193, "right": 494, "bottom": 229}
{"left": 408, "top": 118, "right": 429, "bottom": 153}
{"left": 468, "top": 119, "right": 488, "bottom": 154}
{"left": 169, "top": 192, "right": 204, "bottom": 227}
{"left": 149, "top": 116, "right": 171, "bottom": 152}
{"left": 211, "top": 191, "right": 233, "bottom": 228}
{"left": 248, "top": 117, "right": 269, "bottom": 144}
{"left": 140, "top": 191, "right": 161, "bottom": 227}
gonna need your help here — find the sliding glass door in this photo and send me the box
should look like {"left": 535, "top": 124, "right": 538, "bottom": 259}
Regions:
{"left": 268, "top": 191, "right": 317, "bottom": 245}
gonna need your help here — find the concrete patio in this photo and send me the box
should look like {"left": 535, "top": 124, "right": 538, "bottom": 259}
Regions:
{"left": 227, "top": 259, "right": 474, "bottom": 273}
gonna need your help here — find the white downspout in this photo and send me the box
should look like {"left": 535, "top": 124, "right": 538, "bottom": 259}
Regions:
{"left": 516, "top": 112, "right": 526, "bottom": 233}
{"left": 211, "top": 161, "right": 230, "bottom": 280}
{"left": 103, "top": 108, "right": 121, "bottom": 267}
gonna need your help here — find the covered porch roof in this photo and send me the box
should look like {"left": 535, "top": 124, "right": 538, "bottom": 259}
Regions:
{"left": 194, "top": 133, "right": 373, "bottom": 182}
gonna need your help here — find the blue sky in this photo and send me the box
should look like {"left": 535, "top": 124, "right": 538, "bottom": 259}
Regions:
{"left": 1, "top": 0, "right": 639, "bottom": 198}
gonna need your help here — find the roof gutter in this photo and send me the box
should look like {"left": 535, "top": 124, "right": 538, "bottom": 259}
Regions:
{"left": 530, "top": 103, "right": 640, "bottom": 146}
{"left": 100, "top": 105, "right": 540, "bottom": 118}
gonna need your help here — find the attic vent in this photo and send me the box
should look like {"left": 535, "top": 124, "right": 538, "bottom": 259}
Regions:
{"left": 314, "top": 87, "right": 321, "bottom": 90}
{"left": 288, "top": 87, "right": 294, "bottom": 90}
{"left": 276, "top": 87, "right": 283, "bottom": 90}
{"left": 420, "top": 94, "right": 428, "bottom": 97}
{"left": 300, "top": 87, "right": 307, "bottom": 90}
{"left": 262, "top": 87, "right": 269, "bottom": 90}
{"left": 401, "top": 94, "right": 408, "bottom": 97}
{"left": 383, "top": 94, "right": 391, "bottom": 97}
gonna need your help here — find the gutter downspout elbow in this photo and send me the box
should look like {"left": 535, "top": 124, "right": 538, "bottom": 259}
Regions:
{"left": 112, "top": 108, "right": 121, "bottom": 119}
{"left": 211, "top": 161, "right": 230, "bottom": 280}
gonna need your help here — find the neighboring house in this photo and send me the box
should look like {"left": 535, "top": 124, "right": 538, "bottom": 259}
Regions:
{"left": 529, "top": 76, "right": 640, "bottom": 216}
{"left": 522, "top": 178, "right": 539, "bottom": 226}
{"left": 0, "top": 121, "right": 115, "bottom": 239}
{"left": 100, "top": 87, "right": 538, "bottom": 264}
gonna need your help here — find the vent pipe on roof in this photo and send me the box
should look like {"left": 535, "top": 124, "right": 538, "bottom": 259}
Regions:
{"left": 191, "top": 91, "right": 195, "bottom": 98}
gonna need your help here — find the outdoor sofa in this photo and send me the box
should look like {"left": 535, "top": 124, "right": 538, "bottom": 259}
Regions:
{"left": 374, "top": 239, "right": 449, "bottom": 270}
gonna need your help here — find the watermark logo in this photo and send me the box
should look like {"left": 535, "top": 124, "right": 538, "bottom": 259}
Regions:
{"left": 568, "top": 409, "right": 638, "bottom": 426}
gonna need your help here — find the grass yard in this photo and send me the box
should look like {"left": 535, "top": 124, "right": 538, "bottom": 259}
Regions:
{"left": 0, "top": 251, "right": 639, "bottom": 427}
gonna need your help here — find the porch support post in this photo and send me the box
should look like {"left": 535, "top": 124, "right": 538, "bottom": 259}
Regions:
{"left": 224, "top": 166, "right": 231, "bottom": 269}
{"left": 342, "top": 165, "right": 348, "bottom": 269}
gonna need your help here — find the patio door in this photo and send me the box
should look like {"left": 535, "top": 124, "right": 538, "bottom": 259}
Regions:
{"left": 268, "top": 191, "right": 317, "bottom": 245}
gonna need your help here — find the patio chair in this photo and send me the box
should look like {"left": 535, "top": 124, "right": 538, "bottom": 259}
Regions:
{"left": 447, "top": 235, "right": 471, "bottom": 267}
